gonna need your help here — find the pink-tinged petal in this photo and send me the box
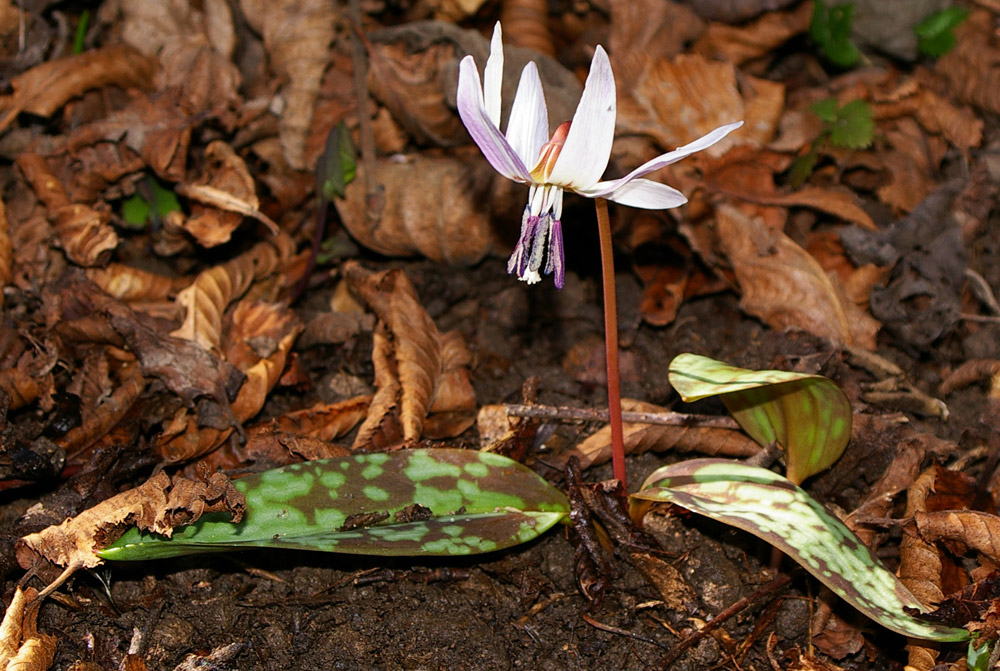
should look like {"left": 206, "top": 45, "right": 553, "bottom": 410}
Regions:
{"left": 484, "top": 23, "right": 503, "bottom": 127}
{"left": 457, "top": 55, "right": 532, "bottom": 182}
{"left": 590, "top": 121, "right": 743, "bottom": 196}
{"left": 580, "top": 178, "right": 687, "bottom": 209}
{"left": 546, "top": 45, "right": 616, "bottom": 190}
{"left": 506, "top": 62, "right": 549, "bottom": 167}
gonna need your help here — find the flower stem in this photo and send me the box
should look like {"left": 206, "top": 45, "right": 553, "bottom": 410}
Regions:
{"left": 595, "top": 198, "right": 626, "bottom": 488}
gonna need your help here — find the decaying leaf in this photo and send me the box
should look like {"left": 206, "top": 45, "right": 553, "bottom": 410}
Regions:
{"left": 557, "top": 399, "right": 760, "bottom": 470}
{"left": 158, "top": 301, "right": 303, "bottom": 462}
{"left": 16, "top": 153, "right": 119, "bottom": 268}
{"left": 0, "top": 587, "right": 56, "bottom": 671}
{"left": 345, "top": 263, "right": 476, "bottom": 448}
{"left": 915, "top": 510, "right": 1000, "bottom": 566}
{"left": 936, "top": 9, "right": 1000, "bottom": 116}
{"left": 693, "top": 2, "right": 812, "bottom": 65}
{"left": 0, "top": 44, "right": 158, "bottom": 134}
{"left": 86, "top": 263, "right": 189, "bottom": 303}
{"left": 0, "top": 194, "right": 11, "bottom": 296}
{"left": 171, "top": 233, "right": 295, "bottom": 352}
{"left": 336, "top": 156, "right": 497, "bottom": 265}
{"left": 174, "top": 141, "right": 278, "bottom": 247}
{"left": 17, "top": 470, "right": 244, "bottom": 570}
{"left": 240, "top": 0, "right": 335, "bottom": 170}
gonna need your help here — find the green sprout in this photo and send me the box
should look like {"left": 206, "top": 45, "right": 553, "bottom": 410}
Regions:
{"left": 120, "top": 177, "right": 182, "bottom": 230}
{"left": 915, "top": 6, "right": 969, "bottom": 58}
{"left": 668, "top": 353, "right": 851, "bottom": 484}
{"left": 810, "top": 0, "right": 861, "bottom": 68}
{"left": 790, "top": 98, "right": 874, "bottom": 186}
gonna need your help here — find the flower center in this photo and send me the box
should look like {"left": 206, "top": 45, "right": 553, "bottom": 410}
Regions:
{"left": 529, "top": 121, "right": 571, "bottom": 183}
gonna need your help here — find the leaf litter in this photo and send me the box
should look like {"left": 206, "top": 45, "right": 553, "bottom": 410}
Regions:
{"left": 1, "top": 0, "right": 1000, "bottom": 669}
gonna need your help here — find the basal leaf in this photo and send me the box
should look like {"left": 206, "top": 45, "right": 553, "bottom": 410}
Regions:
{"left": 99, "top": 449, "right": 568, "bottom": 560}
{"left": 668, "top": 353, "right": 851, "bottom": 484}
{"left": 315, "top": 121, "right": 357, "bottom": 201}
{"left": 829, "top": 99, "right": 874, "bottom": 150}
{"left": 632, "top": 459, "right": 969, "bottom": 642}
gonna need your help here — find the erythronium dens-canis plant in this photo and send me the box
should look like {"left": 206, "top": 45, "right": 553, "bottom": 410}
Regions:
{"left": 456, "top": 23, "right": 742, "bottom": 486}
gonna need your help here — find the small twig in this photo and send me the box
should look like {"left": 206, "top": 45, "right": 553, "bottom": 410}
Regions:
{"left": 658, "top": 573, "right": 792, "bottom": 668}
{"left": 347, "top": 0, "right": 381, "bottom": 225}
{"left": 505, "top": 403, "right": 740, "bottom": 430}
{"left": 582, "top": 612, "right": 672, "bottom": 651}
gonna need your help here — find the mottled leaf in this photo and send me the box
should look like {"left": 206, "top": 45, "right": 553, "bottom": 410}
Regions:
{"left": 668, "top": 353, "right": 851, "bottom": 483}
{"left": 631, "top": 459, "right": 968, "bottom": 641}
{"left": 99, "top": 449, "right": 568, "bottom": 560}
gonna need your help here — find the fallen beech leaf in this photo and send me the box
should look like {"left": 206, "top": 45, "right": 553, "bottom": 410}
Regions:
{"left": 345, "top": 263, "right": 476, "bottom": 448}
{"left": 686, "top": 0, "right": 799, "bottom": 22}
{"left": 557, "top": 399, "right": 759, "bottom": 470}
{"left": 0, "top": 587, "right": 56, "bottom": 671}
{"left": 609, "top": 0, "right": 704, "bottom": 91}
{"left": 336, "top": 156, "right": 496, "bottom": 265}
{"left": 158, "top": 301, "right": 302, "bottom": 462}
{"left": 693, "top": 2, "right": 812, "bottom": 65}
{"left": 16, "top": 153, "right": 119, "bottom": 267}
{"left": 258, "top": 395, "right": 371, "bottom": 442}
{"left": 171, "top": 233, "right": 295, "bottom": 352}
{"left": 240, "top": 0, "right": 335, "bottom": 169}
{"left": 174, "top": 141, "right": 278, "bottom": 247}
{"left": 716, "top": 205, "right": 879, "bottom": 348}
{"left": 0, "top": 44, "right": 157, "bottom": 133}
{"left": 936, "top": 10, "right": 1000, "bottom": 116}
{"left": 915, "top": 510, "right": 1000, "bottom": 565}
{"left": 119, "top": 0, "right": 241, "bottom": 113}
{"left": 86, "top": 263, "right": 189, "bottom": 302}
{"left": 17, "top": 470, "right": 244, "bottom": 570}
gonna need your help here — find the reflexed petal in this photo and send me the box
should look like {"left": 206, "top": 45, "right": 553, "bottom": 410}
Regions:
{"left": 547, "top": 46, "right": 616, "bottom": 190}
{"left": 506, "top": 62, "right": 549, "bottom": 167}
{"left": 581, "top": 178, "right": 688, "bottom": 209}
{"left": 590, "top": 121, "right": 743, "bottom": 196}
{"left": 484, "top": 23, "right": 503, "bottom": 127}
{"left": 457, "top": 56, "right": 532, "bottom": 182}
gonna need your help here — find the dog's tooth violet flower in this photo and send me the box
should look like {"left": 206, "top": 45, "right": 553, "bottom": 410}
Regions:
{"left": 457, "top": 23, "right": 743, "bottom": 288}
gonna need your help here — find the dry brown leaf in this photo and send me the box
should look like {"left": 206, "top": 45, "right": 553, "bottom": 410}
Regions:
{"left": 345, "top": 263, "right": 476, "bottom": 448}
{"left": 609, "top": 0, "right": 704, "bottom": 91}
{"left": 336, "top": 156, "right": 496, "bottom": 265}
{"left": 86, "top": 264, "right": 189, "bottom": 302}
{"left": 0, "top": 44, "right": 158, "bottom": 134}
{"left": 875, "top": 85, "right": 982, "bottom": 152}
{"left": 0, "top": 353, "right": 43, "bottom": 411}
{"left": 17, "top": 471, "right": 244, "bottom": 570}
{"left": 875, "top": 118, "right": 938, "bottom": 214}
{"left": 174, "top": 141, "right": 277, "bottom": 247}
{"left": 715, "top": 204, "right": 879, "bottom": 348}
{"left": 936, "top": 10, "right": 1000, "bottom": 116}
{"left": 171, "top": 233, "right": 294, "bottom": 352}
{"left": 260, "top": 395, "right": 371, "bottom": 442}
{"left": 0, "top": 587, "right": 55, "bottom": 671}
{"left": 556, "top": 399, "right": 760, "bottom": 470}
{"left": 499, "top": 0, "right": 554, "bottom": 55}
{"left": 0, "top": 194, "right": 10, "bottom": 296}
{"left": 687, "top": 0, "right": 800, "bottom": 22}
{"left": 16, "top": 154, "right": 119, "bottom": 267}
{"left": 622, "top": 54, "right": 777, "bottom": 154}
{"left": 118, "top": 0, "right": 241, "bottom": 113}
{"left": 240, "top": 0, "right": 335, "bottom": 170}
{"left": 57, "top": 356, "right": 145, "bottom": 460}
{"left": 158, "top": 301, "right": 302, "bottom": 462}
{"left": 693, "top": 2, "right": 812, "bottom": 65}
{"left": 915, "top": 510, "right": 1000, "bottom": 565}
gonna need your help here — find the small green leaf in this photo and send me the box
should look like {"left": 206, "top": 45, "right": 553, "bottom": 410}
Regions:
{"left": 632, "top": 459, "right": 969, "bottom": 642}
{"left": 73, "top": 10, "right": 90, "bottom": 55}
{"left": 809, "top": 98, "right": 840, "bottom": 124}
{"left": 967, "top": 639, "right": 991, "bottom": 671}
{"left": 810, "top": 0, "right": 861, "bottom": 68}
{"left": 828, "top": 99, "right": 874, "bottom": 149}
{"left": 120, "top": 178, "right": 182, "bottom": 230}
{"left": 915, "top": 6, "right": 969, "bottom": 57}
{"left": 99, "top": 449, "right": 569, "bottom": 560}
{"left": 315, "top": 121, "right": 357, "bottom": 201}
{"left": 668, "top": 353, "right": 851, "bottom": 484}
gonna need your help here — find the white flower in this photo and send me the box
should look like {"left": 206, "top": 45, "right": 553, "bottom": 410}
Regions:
{"left": 457, "top": 23, "right": 742, "bottom": 288}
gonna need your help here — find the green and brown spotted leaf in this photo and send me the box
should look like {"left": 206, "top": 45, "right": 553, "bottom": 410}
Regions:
{"left": 668, "top": 353, "right": 851, "bottom": 483}
{"left": 630, "top": 459, "right": 968, "bottom": 642}
{"left": 99, "top": 449, "right": 569, "bottom": 560}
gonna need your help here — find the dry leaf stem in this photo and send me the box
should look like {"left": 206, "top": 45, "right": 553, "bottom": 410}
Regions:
{"left": 596, "top": 198, "right": 626, "bottom": 486}
{"left": 505, "top": 403, "right": 739, "bottom": 430}
{"left": 348, "top": 0, "right": 381, "bottom": 224}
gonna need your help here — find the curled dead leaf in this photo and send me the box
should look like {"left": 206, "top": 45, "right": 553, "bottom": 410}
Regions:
{"left": 345, "top": 263, "right": 476, "bottom": 448}
{"left": 715, "top": 205, "right": 879, "bottom": 348}
{"left": 0, "top": 44, "right": 158, "bottom": 134}
{"left": 915, "top": 510, "right": 1000, "bottom": 566}
{"left": 936, "top": 10, "right": 1000, "bottom": 117}
{"left": 240, "top": 0, "right": 335, "bottom": 170}
{"left": 158, "top": 301, "right": 302, "bottom": 462}
{"left": 171, "top": 233, "right": 295, "bottom": 352}
{"left": 16, "top": 154, "right": 119, "bottom": 267}
{"left": 17, "top": 470, "right": 244, "bottom": 570}
{"left": 693, "top": 2, "right": 812, "bottom": 65}
{"left": 86, "top": 264, "right": 189, "bottom": 302}
{"left": 0, "top": 587, "right": 56, "bottom": 671}
{"left": 337, "top": 156, "right": 496, "bottom": 265}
